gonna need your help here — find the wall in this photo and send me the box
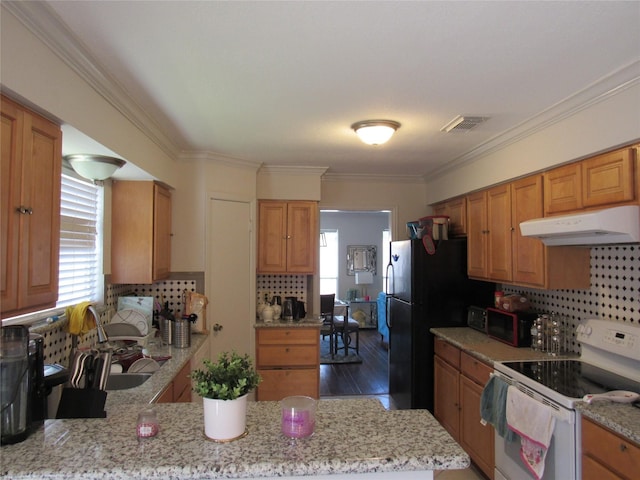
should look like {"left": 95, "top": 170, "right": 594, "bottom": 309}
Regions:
{"left": 424, "top": 80, "right": 640, "bottom": 204}
{"left": 321, "top": 176, "right": 427, "bottom": 241}
{"left": 320, "top": 211, "right": 390, "bottom": 300}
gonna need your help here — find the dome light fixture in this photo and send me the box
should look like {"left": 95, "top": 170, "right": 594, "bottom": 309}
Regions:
{"left": 64, "top": 154, "right": 126, "bottom": 183}
{"left": 351, "top": 119, "right": 401, "bottom": 146}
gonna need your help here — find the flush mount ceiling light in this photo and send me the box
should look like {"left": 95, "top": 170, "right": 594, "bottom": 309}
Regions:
{"left": 64, "top": 154, "right": 126, "bottom": 183}
{"left": 351, "top": 120, "right": 401, "bottom": 146}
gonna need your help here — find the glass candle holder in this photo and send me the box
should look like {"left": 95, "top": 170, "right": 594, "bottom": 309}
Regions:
{"left": 281, "top": 396, "right": 316, "bottom": 438}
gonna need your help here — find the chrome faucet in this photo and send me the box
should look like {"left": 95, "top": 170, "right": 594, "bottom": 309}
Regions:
{"left": 88, "top": 305, "right": 109, "bottom": 344}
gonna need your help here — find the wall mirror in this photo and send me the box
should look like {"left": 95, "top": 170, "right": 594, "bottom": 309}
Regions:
{"left": 346, "top": 245, "right": 377, "bottom": 275}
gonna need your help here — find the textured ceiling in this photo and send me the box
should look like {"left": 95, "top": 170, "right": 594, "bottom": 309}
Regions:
{"left": 21, "top": 1, "right": 640, "bottom": 178}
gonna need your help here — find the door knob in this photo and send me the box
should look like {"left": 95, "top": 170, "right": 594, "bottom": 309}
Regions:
{"left": 212, "top": 323, "right": 223, "bottom": 332}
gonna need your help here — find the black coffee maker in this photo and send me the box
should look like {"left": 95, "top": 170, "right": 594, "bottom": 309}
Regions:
{"left": 284, "top": 297, "right": 306, "bottom": 321}
{"left": 0, "top": 326, "right": 46, "bottom": 445}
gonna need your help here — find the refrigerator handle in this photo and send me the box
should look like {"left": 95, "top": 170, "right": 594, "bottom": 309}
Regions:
{"left": 385, "top": 261, "right": 394, "bottom": 296}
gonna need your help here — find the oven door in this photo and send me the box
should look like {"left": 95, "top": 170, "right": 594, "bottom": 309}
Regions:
{"left": 493, "top": 376, "right": 579, "bottom": 480}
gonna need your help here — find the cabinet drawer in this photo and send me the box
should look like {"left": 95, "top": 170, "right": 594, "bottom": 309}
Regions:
{"left": 582, "top": 417, "right": 639, "bottom": 480}
{"left": 173, "top": 362, "right": 192, "bottom": 403}
{"left": 257, "top": 327, "right": 317, "bottom": 345}
{"left": 257, "top": 368, "right": 319, "bottom": 400}
{"left": 434, "top": 338, "right": 461, "bottom": 369}
{"left": 257, "top": 345, "right": 318, "bottom": 367}
{"left": 461, "top": 352, "right": 492, "bottom": 385}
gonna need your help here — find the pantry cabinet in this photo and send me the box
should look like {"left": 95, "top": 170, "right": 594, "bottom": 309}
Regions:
{"left": 582, "top": 416, "right": 639, "bottom": 480}
{"left": 111, "top": 181, "right": 172, "bottom": 284}
{"left": 257, "top": 200, "right": 318, "bottom": 274}
{"left": 434, "top": 338, "right": 494, "bottom": 479}
{"left": 255, "top": 326, "right": 319, "bottom": 400}
{"left": 1, "top": 95, "right": 62, "bottom": 318}
{"left": 544, "top": 147, "right": 637, "bottom": 215}
{"left": 467, "top": 176, "right": 590, "bottom": 289}
{"left": 432, "top": 196, "right": 467, "bottom": 236}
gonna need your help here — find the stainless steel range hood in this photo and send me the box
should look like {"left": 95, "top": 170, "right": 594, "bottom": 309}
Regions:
{"left": 520, "top": 205, "right": 640, "bottom": 246}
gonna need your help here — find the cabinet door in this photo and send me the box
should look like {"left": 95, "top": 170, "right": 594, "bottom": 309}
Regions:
{"left": 20, "top": 111, "right": 61, "bottom": 310}
{"left": 1, "top": 98, "right": 23, "bottom": 313}
{"left": 511, "top": 175, "right": 545, "bottom": 287}
{"left": 257, "top": 201, "right": 288, "bottom": 273}
{"left": 582, "top": 148, "right": 635, "bottom": 208}
{"left": 460, "top": 375, "right": 495, "bottom": 479}
{"left": 466, "top": 191, "right": 488, "bottom": 278}
{"left": 257, "top": 369, "right": 319, "bottom": 400}
{"left": 434, "top": 355, "right": 460, "bottom": 440}
{"left": 1, "top": 96, "right": 61, "bottom": 316}
{"left": 544, "top": 163, "right": 582, "bottom": 215}
{"left": 433, "top": 197, "right": 466, "bottom": 236}
{"left": 153, "top": 184, "right": 171, "bottom": 280}
{"left": 286, "top": 201, "right": 318, "bottom": 273}
{"left": 486, "top": 184, "right": 512, "bottom": 282}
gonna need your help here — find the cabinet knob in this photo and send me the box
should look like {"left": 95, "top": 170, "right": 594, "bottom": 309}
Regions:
{"left": 16, "top": 206, "right": 33, "bottom": 215}
{"left": 212, "top": 323, "right": 223, "bottom": 332}
{"left": 620, "top": 443, "right": 627, "bottom": 452}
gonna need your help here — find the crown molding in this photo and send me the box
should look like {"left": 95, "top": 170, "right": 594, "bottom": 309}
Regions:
{"left": 4, "top": 1, "right": 182, "bottom": 159}
{"left": 323, "top": 172, "right": 425, "bottom": 184}
{"left": 258, "top": 165, "right": 329, "bottom": 177}
{"left": 179, "top": 150, "right": 261, "bottom": 171}
{"left": 424, "top": 59, "right": 640, "bottom": 181}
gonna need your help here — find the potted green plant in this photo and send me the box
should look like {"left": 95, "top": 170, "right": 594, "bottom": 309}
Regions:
{"left": 191, "top": 351, "right": 261, "bottom": 442}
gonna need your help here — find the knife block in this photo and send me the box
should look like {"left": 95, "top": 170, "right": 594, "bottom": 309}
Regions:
{"left": 56, "top": 388, "right": 107, "bottom": 419}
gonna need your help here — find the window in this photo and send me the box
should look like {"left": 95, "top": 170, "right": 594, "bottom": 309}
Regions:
{"left": 57, "top": 173, "right": 103, "bottom": 307}
{"left": 319, "top": 229, "right": 339, "bottom": 295}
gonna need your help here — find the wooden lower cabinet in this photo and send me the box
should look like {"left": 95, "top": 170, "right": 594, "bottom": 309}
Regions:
{"left": 255, "top": 326, "right": 319, "bottom": 401}
{"left": 434, "top": 338, "right": 494, "bottom": 479}
{"left": 582, "top": 417, "right": 639, "bottom": 480}
{"left": 156, "top": 362, "right": 192, "bottom": 403}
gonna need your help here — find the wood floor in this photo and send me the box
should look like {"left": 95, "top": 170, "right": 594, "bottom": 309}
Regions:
{"left": 320, "top": 329, "right": 389, "bottom": 397}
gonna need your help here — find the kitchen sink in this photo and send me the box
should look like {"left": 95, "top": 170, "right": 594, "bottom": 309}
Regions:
{"left": 105, "top": 372, "right": 153, "bottom": 390}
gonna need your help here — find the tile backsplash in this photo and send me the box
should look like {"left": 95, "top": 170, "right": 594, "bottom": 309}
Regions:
{"left": 504, "top": 244, "right": 639, "bottom": 353}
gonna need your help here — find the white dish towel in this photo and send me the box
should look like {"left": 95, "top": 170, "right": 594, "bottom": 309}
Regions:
{"left": 506, "top": 385, "right": 557, "bottom": 480}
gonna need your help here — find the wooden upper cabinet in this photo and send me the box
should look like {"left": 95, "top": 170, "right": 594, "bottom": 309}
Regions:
{"left": 1, "top": 95, "right": 61, "bottom": 318}
{"left": 466, "top": 191, "right": 488, "bottom": 279}
{"left": 544, "top": 162, "right": 583, "bottom": 215}
{"left": 544, "top": 147, "right": 637, "bottom": 215}
{"left": 468, "top": 175, "right": 590, "bottom": 289}
{"left": 432, "top": 196, "right": 467, "bottom": 236}
{"left": 582, "top": 148, "right": 636, "bottom": 208}
{"left": 111, "top": 181, "right": 172, "bottom": 284}
{"left": 511, "top": 175, "right": 545, "bottom": 286}
{"left": 486, "top": 184, "right": 512, "bottom": 282}
{"left": 257, "top": 200, "right": 318, "bottom": 274}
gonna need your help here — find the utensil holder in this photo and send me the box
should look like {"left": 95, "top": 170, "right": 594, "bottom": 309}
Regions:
{"left": 172, "top": 319, "right": 191, "bottom": 348}
{"left": 159, "top": 317, "right": 173, "bottom": 345}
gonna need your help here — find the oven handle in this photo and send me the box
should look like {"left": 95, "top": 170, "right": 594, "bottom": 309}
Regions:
{"left": 490, "top": 372, "right": 575, "bottom": 425}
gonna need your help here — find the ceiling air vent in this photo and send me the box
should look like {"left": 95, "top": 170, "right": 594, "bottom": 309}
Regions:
{"left": 440, "top": 115, "right": 489, "bottom": 133}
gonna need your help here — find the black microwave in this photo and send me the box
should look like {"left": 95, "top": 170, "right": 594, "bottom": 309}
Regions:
{"left": 486, "top": 307, "right": 538, "bottom": 347}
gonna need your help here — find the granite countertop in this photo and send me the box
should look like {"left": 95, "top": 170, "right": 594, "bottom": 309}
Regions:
{"left": 254, "top": 317, "right": 323, "bottom": 328}
{"left": 1, "top": 399, "right": 469, "bottom": 479}
{"left": 431, "top": 327, "right": 639, "bottom": 446}
{"left": 105, "top": 333, "right": 208, "bottom": 408}
{"left": 576, "top": 401, "right": 640, "bottom": 445}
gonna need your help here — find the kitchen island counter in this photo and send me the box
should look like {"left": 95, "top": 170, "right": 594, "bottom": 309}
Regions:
{"left": 1, "top": 399, "right": 468, "bottom": 480}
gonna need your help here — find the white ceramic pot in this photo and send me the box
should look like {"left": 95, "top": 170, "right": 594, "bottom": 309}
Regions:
{"left": 261, "top": 304, "right": 274, "bottom": 323}
{"left": 203, "top": 394, "right": 248, "bottom": 442}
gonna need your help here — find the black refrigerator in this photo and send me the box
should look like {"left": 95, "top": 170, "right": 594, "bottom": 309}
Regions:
{"left": 386, "top": 238, "right": 494, "bottom": 411}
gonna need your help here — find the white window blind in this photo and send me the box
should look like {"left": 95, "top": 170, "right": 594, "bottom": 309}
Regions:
{"left": 57, "top": 174, "right": 103, "bottom": 307}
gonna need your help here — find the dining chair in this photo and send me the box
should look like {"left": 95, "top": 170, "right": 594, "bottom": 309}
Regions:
{"left": 320, "top": 293, "right": 337, "bottom": 358}
{"left": 334, "top": 310, "right": 360, "bottom": 356}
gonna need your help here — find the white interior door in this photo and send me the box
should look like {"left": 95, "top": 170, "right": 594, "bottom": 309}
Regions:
{"left": 206, "top": 195, "right": 254, "bottom": 359}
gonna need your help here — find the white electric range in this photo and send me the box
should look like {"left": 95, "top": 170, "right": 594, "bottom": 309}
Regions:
{"left": 492, "top": 318, "right": 640, "bottom": 480}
